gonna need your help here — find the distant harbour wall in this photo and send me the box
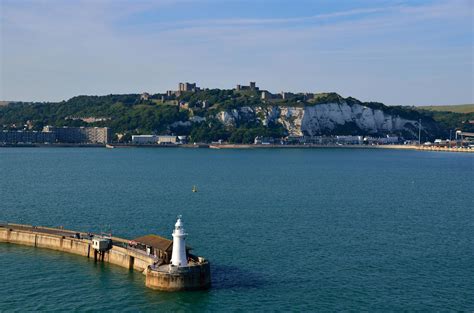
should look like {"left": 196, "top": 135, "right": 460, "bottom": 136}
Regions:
{"left": 0, "top": 143, "right": 472, "bottom": 152}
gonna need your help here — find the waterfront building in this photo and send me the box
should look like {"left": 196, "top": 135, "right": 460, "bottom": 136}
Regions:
{"left": 363, "top": 135, "right": 400, "bottom": 145}
{"left": 305, "top": 136, "right": 324, "bottom": 144}
{"left": 131, "top": 135, "right": 178, "bottom": 144}
{"left": 285, "top": 135, "right": 305, "bottom": 144}
{"left": 43, "top": 126, "right": 111, "bottom": 144}
{"left": 336, "top": 135, "right": 363, "bottom": 145}
{"left": 132, "top": 135, "right": 158, "bottom": 144}
{"left": 254, "top": 136, "right": 276, "bottom": 145}
{"left": 0, "top": 130, "right": 56, "bottom": 144}
{"left": 177, "top": 136, "right": 188, "bottom": 144}
{"left": 157, "top": 135, "right": 177, "bottom": 144}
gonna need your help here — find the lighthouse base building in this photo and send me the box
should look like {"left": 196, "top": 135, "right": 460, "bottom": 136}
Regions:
{"left": 145, "top": 260, "right": 211, "bottom": 291}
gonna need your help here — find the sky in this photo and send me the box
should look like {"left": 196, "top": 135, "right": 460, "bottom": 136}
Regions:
{"left": 0, "top": 0, "right": 473, "bottom": 105}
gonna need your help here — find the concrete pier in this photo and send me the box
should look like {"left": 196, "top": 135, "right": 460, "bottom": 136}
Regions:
{"left": 146, "top": 261, "right": 211, "bottom": 291}
{"left": 0, "top": 223, "right": 211, "bottom": 291}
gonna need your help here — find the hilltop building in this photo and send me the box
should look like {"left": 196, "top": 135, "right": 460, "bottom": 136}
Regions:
{"left": 236, "top": 81, "right": 259, "bottom": 91}
{"left": 140, "top": 92, "right": 150, "bottom": 100}
{"left": 303, "top": 93, "right": 315, "bottom": 100}
{"left": 178, "top": 82, "right": 199, "bottom": 92}
{"left": 261, "top": 90, "right": 272, "bottom": 100}
{"left": 281, "top": 92, "right": 294, "bottom": 99}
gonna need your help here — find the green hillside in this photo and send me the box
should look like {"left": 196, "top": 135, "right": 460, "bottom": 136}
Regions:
{"left": 0, "top": 90, "right": 470, "bottom": 142}
{"left": 418, "top": 104, "right": 474, "bottom": 113}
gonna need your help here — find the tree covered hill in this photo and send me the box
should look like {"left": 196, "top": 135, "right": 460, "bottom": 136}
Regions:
{"left": 0, "top": 89, "right": 470, "bottom": 143}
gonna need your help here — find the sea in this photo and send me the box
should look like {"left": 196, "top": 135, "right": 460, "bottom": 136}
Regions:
{"left": 0, "top": 147, "right": 472, "bottom": 311}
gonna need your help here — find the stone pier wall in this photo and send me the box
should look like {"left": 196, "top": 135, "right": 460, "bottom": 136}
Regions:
{"left": 145, "top": 262, "right": 211, "bottom": 291}
{"left": 0, "top": 227, "right": 155, "bottom": 272}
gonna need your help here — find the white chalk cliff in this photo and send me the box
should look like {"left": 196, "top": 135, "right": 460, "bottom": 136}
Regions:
{"left": 215, "top": 101, "right": 424, "bottom": 138}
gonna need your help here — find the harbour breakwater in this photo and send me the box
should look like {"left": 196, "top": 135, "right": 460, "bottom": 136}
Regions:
{"left": 210, "top": 144, "right": 474, "bottom": 153}
{"left": 1, "top": 143, "right": 473, "bottom": 153}
{"left": 0, "top": 224, "right": 210, "bottom": 291}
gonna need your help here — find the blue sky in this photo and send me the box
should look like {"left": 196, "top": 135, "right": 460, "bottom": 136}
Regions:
{"left": 1, "top": 0, "right": 472, "bottom": 105}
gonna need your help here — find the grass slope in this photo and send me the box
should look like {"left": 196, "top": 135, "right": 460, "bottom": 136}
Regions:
{"left": 418, "top": 104, "right": 474, "bottom": 113}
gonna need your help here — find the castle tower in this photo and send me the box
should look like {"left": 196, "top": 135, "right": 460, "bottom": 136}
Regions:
{"left": 171, "top": 215, "right": 188, "bottom": 267}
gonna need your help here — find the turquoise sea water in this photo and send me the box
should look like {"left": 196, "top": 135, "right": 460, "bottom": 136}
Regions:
{"left": 0, "top": 148, "right": 473, "bottom": 311}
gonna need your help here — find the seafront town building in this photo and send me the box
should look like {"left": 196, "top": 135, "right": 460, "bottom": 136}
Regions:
{"left": 131, "top": 135, "right": 158, "bottom": 144}
{"left": 131, "top": 135, "right": 179, "bottom": 144}
{"left": 43, "top": 126, "right": 111, "bottom": 144}
{"left": 0, "top": 127, "right": 111, "bottom": 144}
{"left": 0, "top": 130, "right": 56, "bottom": 144}
{"left": 254, "top": 135, "right": 401, "bottom": 145}
{"left": 336, "top": 135, "right": 364, "bottom": 145}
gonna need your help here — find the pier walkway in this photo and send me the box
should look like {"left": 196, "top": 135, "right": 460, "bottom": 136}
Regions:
{"left": 0, "top": 223, "right": 159, "bottom": 275}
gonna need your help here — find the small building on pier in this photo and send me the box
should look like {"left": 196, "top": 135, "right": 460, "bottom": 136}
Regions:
{"left": 133, "top": 233, "right": 193, "bottom": 263}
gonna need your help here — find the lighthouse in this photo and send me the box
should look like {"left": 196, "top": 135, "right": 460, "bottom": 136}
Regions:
{"left": 170, "top": 215, "right": 188, "bottom": 267}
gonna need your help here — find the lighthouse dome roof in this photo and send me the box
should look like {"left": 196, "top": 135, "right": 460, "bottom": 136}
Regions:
{"left": 175, "top": 216, "right": 184, "bottom": 227}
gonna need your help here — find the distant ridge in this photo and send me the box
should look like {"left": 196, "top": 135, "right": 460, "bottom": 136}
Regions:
{"left": 418, "top": 104, "right": 474, "bottom": 114}
{"left": 1, "top": 87, "right": 473, "bottom": 141}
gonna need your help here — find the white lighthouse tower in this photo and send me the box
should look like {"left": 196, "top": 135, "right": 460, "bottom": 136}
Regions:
{"left": 170, "top": 215, "right": 188, "bottom": 267}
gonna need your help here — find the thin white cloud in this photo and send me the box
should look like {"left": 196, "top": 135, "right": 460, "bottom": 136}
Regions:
{"left": 120, "top": 0, "right": 470, "bottom": 32}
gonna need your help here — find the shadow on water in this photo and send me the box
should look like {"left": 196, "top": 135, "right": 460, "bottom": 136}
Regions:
{"left": 211, "top": 264, "right": 268, "bottom": 290}
{"left": 138, "top": 264, "right": 269, "bottom": 311}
